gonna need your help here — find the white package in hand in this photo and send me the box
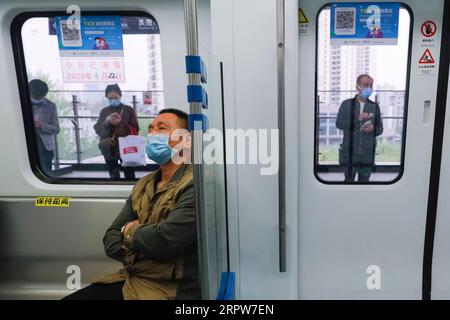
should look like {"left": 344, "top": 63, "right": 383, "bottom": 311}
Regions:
{"left": 118, "top": 135, "right": 147, "bottom": 167}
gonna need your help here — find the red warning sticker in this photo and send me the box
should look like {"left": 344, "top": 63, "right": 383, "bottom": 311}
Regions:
{"left": 418, "top": 48, "right": 436, "bottom": 76}
{"left": 421, "top": 20, "right": 437, "bottom": 38}
{"left": 419, "top": 49, "right": 435, "bottom": 64}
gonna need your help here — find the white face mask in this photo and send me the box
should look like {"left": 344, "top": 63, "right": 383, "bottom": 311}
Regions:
{"left": 31, "top": 97, "right": 45, "bottom": 104}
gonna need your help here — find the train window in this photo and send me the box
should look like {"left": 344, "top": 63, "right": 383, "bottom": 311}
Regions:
{"left": 11, "top": 12, "right": 163, "bottom": 183}
{"left": 314, "top": 4, "right": 412, "bottom": 184}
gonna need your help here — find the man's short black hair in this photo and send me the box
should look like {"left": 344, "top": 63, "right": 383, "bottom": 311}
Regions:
{"left": 28, "top": 79, "right": 49, "bottom": 100}
{"left": 105, "top": 84, "right": 122, "bottom": 97}
{"left": 356, "top": 74, "right": 374, "bottom": 85}
{"left": 158, "top": 108, "right": 189, "bottom": 129}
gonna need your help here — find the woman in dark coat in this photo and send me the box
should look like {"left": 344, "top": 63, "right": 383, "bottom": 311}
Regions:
{"left": 94, "top": 84, "right": 140, "bottom": 179}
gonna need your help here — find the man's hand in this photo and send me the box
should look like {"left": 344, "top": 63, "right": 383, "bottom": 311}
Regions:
{"left": 34, "top": 119, "right": 42, "bottom": 128}
{"left": 359, "top": 112, "right": 369, "bottom": 121}
{"left": 124, "top": 220, "right": 140, "bottom": 240}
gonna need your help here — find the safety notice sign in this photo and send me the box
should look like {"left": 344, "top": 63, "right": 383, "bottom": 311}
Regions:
{"left": 421, "top": 20, "right": 437, "bottom": 38}
{"left": 420, "top": 19, "right": 437, "bottom": 48}
{"left": 418, "top": 48, "right": 436, "bottom": 76}
{"left": 298, "top": 7, "right": 310, "bottom": 35}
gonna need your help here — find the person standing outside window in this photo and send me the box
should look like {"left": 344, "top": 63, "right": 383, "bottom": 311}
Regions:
{"left": 336, "top": 74, "right": 384, "bottom": 182}
{"left": 94, "top": 84, "right": 140, "bottom": 179}
{"left": 29, "top": 79, "right": 60, "bottom": 176}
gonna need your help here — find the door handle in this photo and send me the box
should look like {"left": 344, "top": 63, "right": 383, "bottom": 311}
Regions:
{"left": 423, "top": 100, "right": 431, "bottom": 125}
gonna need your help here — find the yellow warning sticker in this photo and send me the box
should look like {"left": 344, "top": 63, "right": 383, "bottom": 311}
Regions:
{"left": 298, "top": 8, "right": 309, "bottom": 24}
{"left": 35, "top": 196, "right": 70, "bottom": 207}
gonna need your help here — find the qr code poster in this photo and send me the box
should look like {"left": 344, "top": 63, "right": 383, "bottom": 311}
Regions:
{"left": 55, "top": 15, "right": 124, "bottom": 58}
{"left": 330, "top": 2, "right": 400, "bottom": 46}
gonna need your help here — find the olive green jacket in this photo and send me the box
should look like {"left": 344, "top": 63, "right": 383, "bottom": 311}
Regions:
{"left": 93, "top": 164, "right": 199, "bottom": 300}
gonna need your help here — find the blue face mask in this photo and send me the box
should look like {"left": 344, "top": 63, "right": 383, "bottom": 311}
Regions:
{"left": 108, "top": 99, "right": 122, "bottom": 107}
{"left": 359, "top": 87, "right": 373, "bottom": 99}
{"left": 145, "top": 134, "right": 177, "bottom": 165}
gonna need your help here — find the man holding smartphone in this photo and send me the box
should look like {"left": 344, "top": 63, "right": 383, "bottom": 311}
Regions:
{"left": 336, "top": 74, "right": 384, "bottom": 182}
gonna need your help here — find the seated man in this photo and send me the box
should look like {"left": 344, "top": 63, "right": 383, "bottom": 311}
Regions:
{"left": 64, "top": 108, "right": 199, "bottom": 300}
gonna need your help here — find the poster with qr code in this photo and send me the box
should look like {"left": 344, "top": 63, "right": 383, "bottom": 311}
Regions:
{"left": 55, "top": 15, "right": 123, "bottom": 57}
{"left": 330, "top": 2, "right": 400, "bottom": 46}
{"left": 55, "top": 15, "right": 125, "bottom": 82}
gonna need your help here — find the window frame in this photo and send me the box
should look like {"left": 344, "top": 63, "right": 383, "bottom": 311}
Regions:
{"left": 313, "top": 2, "right": 414, "bottom": 185}
{"left": 11, "top": 10, "right": 161, "bottom": 185}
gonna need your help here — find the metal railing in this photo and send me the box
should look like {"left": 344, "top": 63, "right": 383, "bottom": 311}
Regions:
{"left": 48, "top": 90, "right": 163, "bottom": 168}
{"left": 317, "top": 89, "right": 406, "bottom": 140}
{"left": 316, "top": 90, "right": 406, "bottom": 167}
